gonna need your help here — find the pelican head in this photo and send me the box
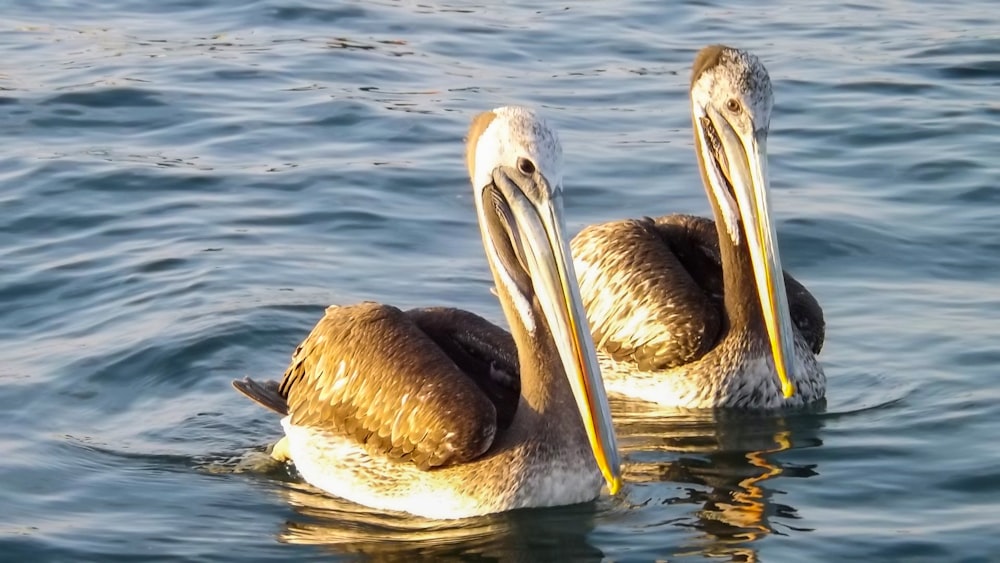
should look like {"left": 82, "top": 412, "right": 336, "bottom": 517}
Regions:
{"left": 465, "top": 106, "right": 622, "bottom": 494}
{"left": 690, "top": 45, "right": 797, "bottom": 400}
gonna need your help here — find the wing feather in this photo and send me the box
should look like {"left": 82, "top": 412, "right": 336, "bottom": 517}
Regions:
{"left": 572, "top": 214, "right": 825, "bottom": 369}
{"left": 572, "top": 217, "right": 721, "bottom": 370}
{"left": 404, "top": 307, "right": 520, "bottom": 430}
{"left": 653, "top": 214, "right": 825, "bottom": 354}
{"left": 276, "top": 302, "right": 500, "bottom": 469}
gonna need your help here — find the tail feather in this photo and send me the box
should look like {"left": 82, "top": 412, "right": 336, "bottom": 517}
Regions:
{"left": 232, "top": 377, "right": 288, "bottom": 415}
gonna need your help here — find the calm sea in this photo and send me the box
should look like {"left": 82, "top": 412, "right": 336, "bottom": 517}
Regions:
{"left": 2, "top": 0, "right": 999, "bottom": 560}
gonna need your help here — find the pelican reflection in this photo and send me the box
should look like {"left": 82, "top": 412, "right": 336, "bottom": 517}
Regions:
{"left": 613, "top": 398, "right": 824, "bottom": 561}
{"left": 273, "top": 481, "right": 606, "bottom": 561}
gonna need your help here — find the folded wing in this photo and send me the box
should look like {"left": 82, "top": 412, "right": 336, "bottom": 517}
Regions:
{"left": 235, "top": 301, "right": 521, "bottom": 470}
{"left": 572, "top": 214, "right": 824, "bottom": 372}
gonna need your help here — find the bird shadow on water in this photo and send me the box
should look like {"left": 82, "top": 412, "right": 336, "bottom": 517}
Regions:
{"left": 201, "top": 448, "right": 606, "bottom": 561}
{"left": 611, "top": 397, "right": 827, "bottom": 562}
{"left": 271, "top": 482, "right": 606, "bottom": 561}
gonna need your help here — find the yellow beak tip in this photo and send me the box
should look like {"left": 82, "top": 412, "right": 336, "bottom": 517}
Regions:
{"left": 607, "top": 475, "right": 623, "bottom": 496}
{"left": 782, "top": 381, "right": 796, "bottom": 399}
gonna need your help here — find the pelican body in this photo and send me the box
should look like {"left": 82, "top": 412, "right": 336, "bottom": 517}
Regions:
{"left": 234, "top": 106, "right": 621, "bottom": 520}
{"left": 572, "top": 46, "right": 826, "bottom": 409}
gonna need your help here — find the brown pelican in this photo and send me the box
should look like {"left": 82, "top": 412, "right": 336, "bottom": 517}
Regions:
{"left": 233, "top": 106, "right": 621, "bottom": 519}
{"left": 572, "top": 45, "right": 826, "bottom": 409}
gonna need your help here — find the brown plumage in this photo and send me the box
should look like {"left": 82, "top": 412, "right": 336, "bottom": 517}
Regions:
{"left": 233, "top": 303, "right": 519, "bottom": 470}
{"left": 230, "top": 106, "right": 621, "bottom": 519}
{"left": 571, "top": 44, "right": 826, "bottom": 409}
{"left": 574, "top": 214, "right": 824, "bottom": 375}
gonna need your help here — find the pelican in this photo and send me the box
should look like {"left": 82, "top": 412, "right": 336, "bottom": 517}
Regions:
{"left": 572, "top": 45, "right": 826, "bottom": 409}
{"left": 234, "top": 106, "right": 621, "bottom": 520}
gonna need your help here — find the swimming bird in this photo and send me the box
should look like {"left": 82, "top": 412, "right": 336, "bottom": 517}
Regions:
{"left": 234, "top": 106, "right": 622, "bottom": 520}
{"left": 572, "top": 45, "right": 826, "bottom": 409}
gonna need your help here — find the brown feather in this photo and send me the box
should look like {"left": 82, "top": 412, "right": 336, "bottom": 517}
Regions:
{"left": 404, "top": 307, "right": 520, "bottom": 430}
{"left": 572, "top": 214, "right": 825, "bottom": 371}
{"left": 573, "top": 216, "right": 721, "bottom": 371}
{"left": 232, "top": 377, "right": 287, "bottom": 415}
{"left": 271, "top": 302, "right": 504, "bottom": 470}
{"left": 691, "top": 44, "right": 729, "bottom": 87}
{"left": 652, "top": 215, "right": 825, "bottom": 355}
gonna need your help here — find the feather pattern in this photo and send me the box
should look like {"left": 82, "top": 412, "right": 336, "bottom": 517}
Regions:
{"left": 235, "top": 302, "right": 522, "bottom": 470}
{"left": 572, "top": 214, "right": 826, "bottom": 409}
{"left": 573, "top": 214, "right": 823, "bottom": 372}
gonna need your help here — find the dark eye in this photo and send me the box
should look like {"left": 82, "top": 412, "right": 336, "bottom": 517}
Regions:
{"left": 517, "top": 157, "right": 536, "bottom": 175}
{"left": 726, "top": 99, "right": 741, "bottom": 113}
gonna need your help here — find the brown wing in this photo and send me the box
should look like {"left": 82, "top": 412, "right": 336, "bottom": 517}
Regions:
{"left": 572, "top": 216, "right": 722, "bottom": 370}
{"left": 571, "top": 214, "right": 825, "bottom": 370}
{"left": 783, "top": 270, "right": 825, "bottom": 354}
{"left": 403, "top": 307, "right": 520, "bottom": 431}
{"left": 274, "top": 302, "right": 503, "bottom": 469}
{"left": 652, "top": 215, "right": 825, "bottom": 355}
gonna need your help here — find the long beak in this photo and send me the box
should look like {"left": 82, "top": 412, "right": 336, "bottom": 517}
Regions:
{"left": 717, "top": 123, "right": 797, "bottom": 399}
{"left": 483, "top": 170, "right": 622, "bottom": 494}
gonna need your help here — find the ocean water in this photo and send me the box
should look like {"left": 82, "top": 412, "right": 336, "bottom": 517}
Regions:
{"left": 2, "top": 0, "right": 999, "bottom": 560}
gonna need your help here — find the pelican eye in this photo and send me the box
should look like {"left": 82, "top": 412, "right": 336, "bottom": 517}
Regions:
{"left": 725, "top": 98, "right": 742, "bottom": 114}
{"left": 517, "top": 157, "right": 536, "bottom": 175}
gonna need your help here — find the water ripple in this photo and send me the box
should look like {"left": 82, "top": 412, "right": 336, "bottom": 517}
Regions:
{"left": 2, "top": 0, "right": 999, "bottom": 560}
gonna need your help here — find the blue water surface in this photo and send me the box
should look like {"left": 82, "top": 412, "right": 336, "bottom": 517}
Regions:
{"left": 2, "top": 0, "right": 999, "bottom": 560}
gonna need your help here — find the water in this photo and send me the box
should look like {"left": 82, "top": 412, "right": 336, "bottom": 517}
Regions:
{"left": 2, "top": 0, "right": 999, "bottom": 560}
